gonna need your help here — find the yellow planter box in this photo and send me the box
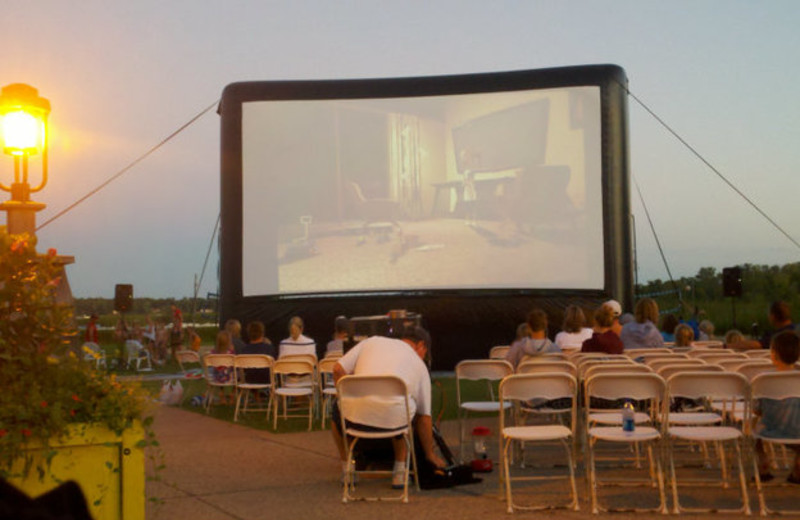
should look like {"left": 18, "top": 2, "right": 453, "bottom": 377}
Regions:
{"left": 7, "top": 422, "right": 145, "bottom": 520}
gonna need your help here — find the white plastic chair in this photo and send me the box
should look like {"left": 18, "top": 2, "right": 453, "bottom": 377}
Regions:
{"left": 489, "top": 345, "right": 510, "bottom": 359}
{"left": 664, "top": 371, "right": 751, "bottom": 515}
{"left": 499, "top": 373, "right": 579, "bottom": 512}
{"left": 750, "top": 371, "right": 800, "bottom": 516}
{"left": 337, "top": 375, "right": 419, "bottom": 503}
{"left": 125, "top": 339, "right": 152, "bottom": 371}
{"left": 455, "top": 359, "right": 514, "bottom": 461}
{"left": 272, "top": 358, "right": 315, "bottom": 431}
{"left": 82, "top": 342, "right": 107, "bottom": 370}
{"left": 233, "top": 354, "right": 273, "bottom": 422}
{"left": 584, "top": 372, "right": 667, "bottom": 514}
{"left": 202, "top": 353, "right": 236, "bottom": 413}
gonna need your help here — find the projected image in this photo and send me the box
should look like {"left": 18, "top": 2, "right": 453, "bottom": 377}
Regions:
{"left": 241, "top": 87, "right": 604, "bottom": 296}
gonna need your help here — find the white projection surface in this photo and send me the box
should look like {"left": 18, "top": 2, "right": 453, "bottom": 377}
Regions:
{"left": 241, "top": 86, "right": 604, "bottom": 296}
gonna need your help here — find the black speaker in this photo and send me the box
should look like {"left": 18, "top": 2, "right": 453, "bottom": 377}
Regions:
{"left": 722, "top": 267, "right": 742, "bottom": 298}
{"left": 114, "top": 284, "right": 133, "bottom": 313}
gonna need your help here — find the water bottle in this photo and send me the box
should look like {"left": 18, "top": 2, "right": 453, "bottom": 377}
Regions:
{"left": 622, "top": 401, "right": 635, "bottom": 432}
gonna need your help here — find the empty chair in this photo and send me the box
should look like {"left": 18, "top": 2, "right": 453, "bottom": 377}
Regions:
{"left": 455, "top": 359, "right": 514, "bottom": 461}
{"left": 642, "top": 353, "right": 690, "bottom": 366}
{"left": 625, "top": 348, "right": 674, "bottom": 358}
{"left": 664, "top": 371, "right": 751, "bottom": 515}
{"left": 318, "top": 357, "right": 339, "bottom": 428}
{"left": 582, "top": 363, "right": 652, "bottom": 381}
{"left": 272, "top": 358, "right": 316, "bottom": 431}
{"left": 233, "top": 354, "right": 274, "bottom": 422}
{"left": 125, "top": 339, "right": 152, "bottom": 372}
{"left": 584, "top": 373, "right": 667, "bottom": 514}
{"left": 750, "top": 371, "right": 800, "bottom": 516}
{"left": 499, "top": 373, "right": 580, "bottom": 512}
{"left": 690, "top": 340, "right": 724, "bottom": 349}
{"left": 647, "top": 357, "right": 705, "bottom": 372}
{"left": 174, "top": 349, "right": 201, "bottom": 374}
{"left": 656, "top": 362, "right": 723, "bottom": 381}
{"left": 337, "top": 375, "right": 419, "bottom": 503}
{"left": 745, "top": 349, "right": 771, "bottom": 359}
{"left": 203, "top": 353, "right": 236, "bottom": 414}
{"left": 692, "top": 351, "right": 748, "bottom": 362}
{"left": 736, "top": 360, "right": 775, "bottom": 381}
{"left": 489, "top": 345, "right": 510, "bottom": 359}
{"left": 517, "top": 360, "right": 577, "bottom": 378}
{"left": 578, "top": 359, "right": 636, "bottom": 380}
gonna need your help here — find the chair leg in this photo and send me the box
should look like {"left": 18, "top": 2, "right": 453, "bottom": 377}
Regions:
{"left": 563, "top": 437, "right": 579, "bottom": 511}
{"left": 503, "top": 437, "right": 513, "bottom": 513}
{"left": 588, "top": 437, "right": 600, "bottom": 514}
{"left": 734, "top": 440, "right": 751, "bottom": 515}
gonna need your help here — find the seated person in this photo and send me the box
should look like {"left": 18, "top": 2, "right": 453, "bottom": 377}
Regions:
{"left": 660, "top": 313, "right": 679, "bottom": 342}
{"left": 729, "top": 301, "right": 795, "bottom": 350}
{"left": 505, "top": 308, "right": 560, "bottom": 369}
{"left": 331, "top": 326, "right": 445, "bottom": 487}
{"left": 698, "top": 319, "right": 715, "bottom": 341}
{"left": 554, "top": 305, "right": 593, "bottom": 350}
{"left": 674, "top": 323, "right": 694, "bottom": 347}
{"left": 724, "top": 329, "right": 745, "bottom": 348}
{"left": 754, "top": 330, "right": 800, "bottom": 484}
{"left": 225, "top": 318, "right": 247, "bottom": 354}
{"left": 514, "top": 322, "right": 532, "bottom": 342}
{"left": 325, "top": 316, "right": 349, "bottom": 357}
{"left": 279, "top": 316, "right": 316, "bottom": 358}
{"left": 582, "top": 304, "right": 624, "bottom": 354}
{"left": 620, "top": 298, "right": 664, "bottom": 350}
{"left": 240, "top": 321, "right": 276, "bottom": 385}
{"left": 211, "top": 331, "right": 234, "bottom": 405}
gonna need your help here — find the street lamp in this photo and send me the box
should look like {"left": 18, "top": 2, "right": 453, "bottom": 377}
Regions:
{"left": 0, "top": 83, "right": 50, "bottom": 235}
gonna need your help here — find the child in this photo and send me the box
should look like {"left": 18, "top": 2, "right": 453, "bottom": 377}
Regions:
{"left": 754, "top": 330, "right": 800, "bottom": 484}
{"left": 211, "top": 331, "right": 234, "bottom": 405}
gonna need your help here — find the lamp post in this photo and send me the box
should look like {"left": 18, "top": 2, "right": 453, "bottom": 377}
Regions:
{"left": 0, "top": 83, "right": 50, "bottom": 235}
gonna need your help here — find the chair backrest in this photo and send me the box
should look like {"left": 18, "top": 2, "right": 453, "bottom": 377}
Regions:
{"left": 584, "top": 372, "right": 666, "bottom": 402}
{"left": 517, "top": 360, "right": 577, "bottom": 377}
{"left": 657, "top": 363, "right": 723, "bottom": 380}
{"left": 456, "top": 359, "right": 514, "bottom": 381}
{"left": 578, "top": 359, "right": 636, "bottom": 379}
{"left": 715, "top": 358, "right": 755, "bottom": 371}
{"left": 489, "top": 345, "right": 510, "bottom": 359}
{"left": 500, "top": 373, "right": 578, "bottom": 432}
{"left": 744, "top": 349, "right": 771, "bottom": 359}
{"left": 318, "top": 357, "right": 339, "bottom": 387}
{"left": 323, "top": 351, "right": 343, "bottom": 360}
{"left": 234, "top": 354, "right": 274, "bottom": 369}
{"left": 666, "top": 371, "right": 749, "bottom": 400}
{"left": 279, "top": 353, "right": 317, "bottom": 364}
{"left": 175, "top": 349, "right": 201, "bottom": 364}
{"left": 203, "top": 353, "right": 236, "bottom": 382}
{"left": 273, "top": 358, "right": 315, "bottom": 377}
{"left": 692, "top": 351, "right": 748, "bottom": 361}
{"left": 336, "top": 375, "right": 410, "bottom": 429}
{"left": 583, "top": 363, "right": 652, "bottom": 380}
{"left": 690, "top": 340, "right": 724, "bottom": 349}
{"left": 641, "top": 353, "right": 691, "bottom": 366}
{"left": 750, "top": 371, "right": 800, "bottom": 400}
{"left": 625, "top": 348, "right": 673, "bottom": 357}
{"left": 648, "top": 357, "right": 705, "bottom": 372}
{"left": 737, "top": 362, "right": 777, "bottom": 381}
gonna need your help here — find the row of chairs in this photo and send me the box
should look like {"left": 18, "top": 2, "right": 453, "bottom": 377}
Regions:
{"left": 455, "top": 354, "right": 797, "bottom": 514}
{"left": 195, "top": 352, "right": 342, "bottom": 431}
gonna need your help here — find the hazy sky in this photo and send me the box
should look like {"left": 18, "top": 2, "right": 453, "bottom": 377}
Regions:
{"left": 1, "top": 1, "right": 798, "bottom": 298}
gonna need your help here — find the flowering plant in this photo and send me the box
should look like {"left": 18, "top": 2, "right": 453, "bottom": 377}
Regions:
{"left": 0, "top": 229, "right": 151, "bottom": 479}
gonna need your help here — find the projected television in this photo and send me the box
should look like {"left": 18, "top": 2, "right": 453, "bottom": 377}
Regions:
{"left": 219, "top": 65, "right": 632, "bottom": 368}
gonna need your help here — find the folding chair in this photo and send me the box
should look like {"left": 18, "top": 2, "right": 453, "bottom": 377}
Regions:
{"left": 656, "top": 362, "right": 722, "bottom": 381}
{"left": 647, "top": 357, "right": 706, "bottom": 372}
{"left": 736, "top": 361, "right": 775, "bottom": 381}
{"left": 174, "top": 349, "right": 201, "bottom": 374}
{"left": 665, "top": 371, "right": 751, "bottom": 515}
{"left": 318, "top": 357, "right": 339, "bottom": 428}
{"left": 203, "top": 353, "right": 236, "bottom": 413}
{"left": 455, "top": 359, "right": 514, "bottom": 461}
{"left": 337, "top": 375, "right": 419, "bottom": 503}
{"left": 517, "top": 360, "right": 577, "bottom": 377}
{"left": 489, "top": 345, "right": 510, "bottom": 359}
{"left": 750, "top": 371, "right": 800, "bottom": 516}
{"left": 625, "top": 348, "right": 674, "bottom": 358}
{"left": 499, "top": 373, "right": 579, "bottom": 512}
{"left": 690, "top": 340, "right": 724, "bottom": 349}
{"left": 584, "top": 372, "right": 667, "bottom": 514}
{"left": 272, "top": 358, "right": 315, "bottom": 431}
{"left": 233, "top": 354, "right": 273, "bottom": 422}
{"left": 744, "top": 349, "right": 771, "bottom": 359}
{"left": 692, "top": 351, "right": 748, "bottom": 363}
{"left": 642, "top": 353, "right": 691, "bottom": 366}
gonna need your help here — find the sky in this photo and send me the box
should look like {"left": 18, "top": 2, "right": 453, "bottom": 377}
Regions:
{"left": 1, "top": 1, "right": 798, "bottom": 298}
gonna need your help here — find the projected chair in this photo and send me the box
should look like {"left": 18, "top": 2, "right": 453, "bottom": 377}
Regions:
{"left": 347, "top": 181, "right": 402, "bottom": 240}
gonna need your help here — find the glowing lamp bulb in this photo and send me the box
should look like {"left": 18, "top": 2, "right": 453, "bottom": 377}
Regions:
{"left": 2, "top": 110, "right": 44, "bottom": 155}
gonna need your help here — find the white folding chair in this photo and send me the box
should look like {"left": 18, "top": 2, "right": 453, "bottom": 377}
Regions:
{"left": 625, "top": 348, "right": 674, "bottom": 357}
{"left": 656, "top": 362, "right": 722, "bottom": 381}
{"left": 517, "top": 359, "right": 577, "bottom": 377}
{"left": 736, "top": 361, "right": 775, "bottom": 381}
{"left": 455, "top": 359, "right": 514, "bottom": 461}
{"left": 744, "top": 349, "right": 771, "bottom": 359}
{"left": 690, "top": 340, "right": 724, "bottom": 349}
{"left": 693, "top": 352, "right": 748, "bottom": 363}
{"left": 203, "top": 353, "right": 236, "bottom": 413}
{"left": 499, "top": 373, "right": 579, "bottom": 512}
{"left": 318, "top": 357, "right": 339, "bottom": 428}
{"left": 489, "top": 345, "right": 510, "bottom": 359}
{"left": 642, "top": 353, "right": 691, "bottom": 366}
{"left": 272, "top": 358, "right": 315, "bottom": 431}
{"left": 584, "top": 373, "right": 667, "bottom": 514}
{"left": 665, "top": 371, "right": 751, "bottom": 515}
{"left": 233, "top": 354, "right": 273, "bottom": 422}
{"left": 337, "top": 375, "right": 419, "bottom": 503}
{"left": 647, "top": 357, "right": 706, "bottom": 372}
{"left": 750, "top": 371, "right": 800, "bottom": 516}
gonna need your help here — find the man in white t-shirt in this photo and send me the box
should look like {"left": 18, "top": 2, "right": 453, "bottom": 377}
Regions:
{"left": 331, "top": 326, "right": 445, "bottom": 486}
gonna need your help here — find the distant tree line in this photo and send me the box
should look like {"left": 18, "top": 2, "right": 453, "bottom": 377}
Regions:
{"left": 636, "top": 262, "right": 800, "bottom": 335}
{"left": 73, "top": 296, "right": 218, "bottom": 325}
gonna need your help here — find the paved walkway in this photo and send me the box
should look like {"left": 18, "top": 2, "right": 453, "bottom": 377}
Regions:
{"left": 144, "top": 404, "right": 793, "bottom": 520}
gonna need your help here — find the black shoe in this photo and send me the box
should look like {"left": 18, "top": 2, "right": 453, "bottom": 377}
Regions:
{"left": 752, "top": 472, "right": 774, "bottom": 483}
{"left": 787, "top": 473, "right": 800, "bottom": 485}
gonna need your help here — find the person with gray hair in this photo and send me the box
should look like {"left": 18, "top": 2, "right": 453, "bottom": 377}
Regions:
{"left": 279, "top": 315, "right": 316, "bottom": 358}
